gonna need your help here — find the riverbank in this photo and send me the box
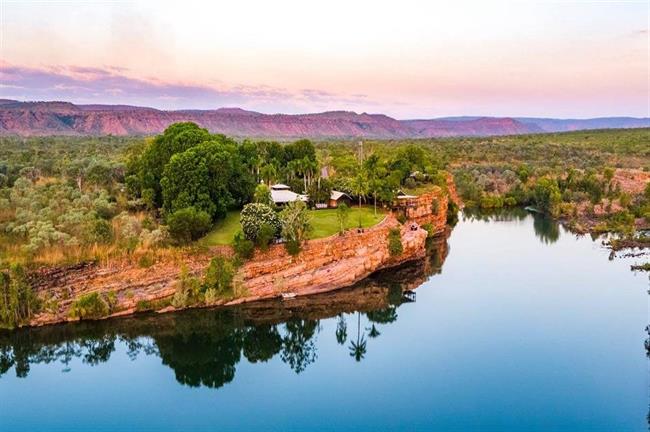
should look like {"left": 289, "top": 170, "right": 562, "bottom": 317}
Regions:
{"left": 19, "top": 183, "right": 456, "bottom": 328}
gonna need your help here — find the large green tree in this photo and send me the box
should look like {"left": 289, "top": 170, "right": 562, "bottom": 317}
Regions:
{"left": 133, "top": 123, "right": 211, "bottom": 207}
{"left": 160, "top": 139, "right": 254, "bottom": 220}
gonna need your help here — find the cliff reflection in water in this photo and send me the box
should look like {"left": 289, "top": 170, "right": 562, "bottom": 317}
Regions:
{"left": 0, "top": 232, "right": 450, "bottom": 388}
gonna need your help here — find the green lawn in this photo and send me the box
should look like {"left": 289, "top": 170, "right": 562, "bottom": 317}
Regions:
{"left": 308, "top": 206, "right": 387, "bottom": 239}
{"left": 198, "top": 211, "right": 242, "bottom": 246}
{"left": 199, "top": 206, "right": 387, "bottom": 246}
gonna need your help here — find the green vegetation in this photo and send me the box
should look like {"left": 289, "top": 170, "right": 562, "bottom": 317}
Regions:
{"left": 203, "top": 256, "right": 236, "bottom": 303}
{"left": 310, "top": 207, "right": 386, "bottom": 239}
{"left": 69, "top": 291, "right": 117, "bottom": 320}
{"left": 1, "top": 126, "right": 647, "bottom": 273}
{"left": 232, "top": 232, "right": 254, "bottom": 259}
{"left": 171, "top": 257, "right": 239, "bottom": 309}
{"left": 198, "top": 211, "right": 242, "bottom": 246}
{"left": 387, "top": 228, "right": 403, "bottom": 256}
{"left": 199, "top": 206, "right": 387, "bottom": 247}
{"left": 166, "top": 207, "right": 212, "bottom": 243}
{"left": 336, "top": 203, "right": 351, "bottom": 234}
{"left": 171, "top": 266, "right": 202, "bottom": 308}
{"left": 240, "top": 203, "right": 282, "bottom": 244}
{"left": 280, "top": 201, "right": 312, "bottom": 255}
{"left": 0, "top": 265, "right": 39, "bottom": 329}
{"left": 135, "top": 297, "right": 171, "bottom": 313}
{"left": 631, "top": 263, "right": 650, "bottom": 272}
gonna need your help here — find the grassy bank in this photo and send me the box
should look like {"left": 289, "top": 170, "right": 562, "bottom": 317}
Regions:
{"left": 199, "top": 206, "right": 387, "bottom": 246}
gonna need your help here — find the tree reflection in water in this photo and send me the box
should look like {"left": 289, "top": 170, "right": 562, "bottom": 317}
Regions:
{"left": 463, "top": 208, "right": 561, "bottom": 245}
{"left": 532, "top": 213, "right": 560, "bottom": 244}
{"left": 0, "top": 231, "right": 450, "bottom": 389}
{"left": 348, "top": 313, "right": 367, "bottom": 362}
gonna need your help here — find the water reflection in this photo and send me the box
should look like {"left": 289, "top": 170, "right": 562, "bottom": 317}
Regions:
{"left": 532, "top": 214, "right": 560, "bottom": 244}
{"left": 463, "top": 208, "right": 561, "bottom": 244}
{"left": 0, "top": 233, "right": 450, "bottom": 388}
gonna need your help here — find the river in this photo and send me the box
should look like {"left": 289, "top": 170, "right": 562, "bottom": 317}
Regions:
{"left": 1, "top": 210, "right": 648, "bottom": 431}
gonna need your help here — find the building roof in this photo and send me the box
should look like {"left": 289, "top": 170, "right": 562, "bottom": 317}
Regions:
{"left": 330, "top": 190, "right": 351, "bottom": 201}
{"left": 271, "top": 188, "right": 308, "bottom": 204}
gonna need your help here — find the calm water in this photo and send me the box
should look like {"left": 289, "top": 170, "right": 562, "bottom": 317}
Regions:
{"left": 1, "top": 211, "right": 648, "bottom": 431}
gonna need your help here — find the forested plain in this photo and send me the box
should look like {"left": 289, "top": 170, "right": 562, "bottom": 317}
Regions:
{"left": 0, "top": 125, "right": 649, "bottom": 328}
{"left": 1, "top": 126, "right": 648, "bottom": 267}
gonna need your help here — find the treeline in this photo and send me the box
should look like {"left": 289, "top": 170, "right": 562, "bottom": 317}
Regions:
{"left": 0, "top": 122, "right": 449, "bottom": 267}
{"left": 320, "top": 128, "right": 650, "bottom": 233}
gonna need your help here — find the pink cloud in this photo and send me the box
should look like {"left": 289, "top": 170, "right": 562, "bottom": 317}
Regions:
{"left": 0, "top": 63, "right": 373, "bottom": 112}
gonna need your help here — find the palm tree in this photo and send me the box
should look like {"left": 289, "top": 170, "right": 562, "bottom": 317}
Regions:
{"left": 348, "top": 312, "right": 367, "bottom": 362}
{"left": 364, "top": 154, "right": 381, "bottom": 215}
{"left": 350, "top": 171, "right": 369, "bottom": 208}
{"left": 260, "top": 163, "right": 278, "bottom": 186}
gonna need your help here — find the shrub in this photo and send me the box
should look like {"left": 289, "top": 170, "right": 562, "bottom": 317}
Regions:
{"left": 619, "top": 193, "right": 632, "bottom": 208}
{"left": 166, "top": 207, "right": 212, "bottom": 243}
{"left": 69, "top": 292, "right": 111, "bottom": 320}
{"left": 387, "top": 228, "right": 403, "bottom": 256}
{"left": 284, "top": 239, "right": 302, "bottom": 256}
{"left": 421, "top": 222, "right": 435, "bottom": 238}
{"left": 203, "top": 256, "right": 235, "bottom": 296}
{"left": 171, "top": 266, "right": 202, "bottom": 308}
{"left": 0, "top": 265, "right": 40, "bottom": 329}
{"left": 504, "top": 196, "right": 517, "bottom": 207}
{"left": 253, "top": 184, "right": 274, "bottom": 207}
{"left": 480, "top": 194, "right": 504, "bottom": 209}
{"left": 91, "top": 219, "right": 113, "bottom": 244}
{"left": 233, "top": 231, "right": 254, "bottom": 259}
{"left": 280, "top": 201, "right": 312, "bottom": 255}
{"left": 138, "top": 253, "right": 155, "bottom": 268}
{"left": 336, "top": 202, "right": 350, "bottom": 234}
{"left": 204, "top": 288, "right": 221, "bottom": 305}
{"left": 257, "top": 223, "right": 276, "bottom": 250}
{"left": 534, "top": 178, "right": 562, "bottom": 216}
{"left": 607, "top": 210, "right": 635, "bottom": 234}
{"left": 135, "top": 297, "right": 171, "bottom": 312}
{"left": 240, "top": 203, "right": 281, "bottom": 242}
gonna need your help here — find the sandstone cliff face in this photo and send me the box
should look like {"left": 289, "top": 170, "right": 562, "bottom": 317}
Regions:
{"left": 238, "top": 214, "right": 427, "bottom": 299}
{"left": 396, "top": 188, "right": 449, "bottom": 227}
{"left": 26, "top": 185, "right": 451, "bottom": 327}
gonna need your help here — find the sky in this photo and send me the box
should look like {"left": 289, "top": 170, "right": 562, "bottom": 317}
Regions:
{"left": 0, "top": 0, "right": 648, "bottom": 118}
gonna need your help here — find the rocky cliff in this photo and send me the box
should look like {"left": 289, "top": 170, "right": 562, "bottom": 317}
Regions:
{"left": 25, "top": 186, "right": 452, "bottom": 328}
{"left": 238, "top": 214, "right": 427, "bottom": 299}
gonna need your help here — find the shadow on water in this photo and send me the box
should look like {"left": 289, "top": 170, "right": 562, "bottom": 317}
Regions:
{"left": 0, "top": 233, "right": 450, "bottom": 389}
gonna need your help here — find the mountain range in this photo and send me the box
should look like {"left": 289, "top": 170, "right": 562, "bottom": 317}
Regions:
{"left": 0, "top": 99, "right": 647, "bottom": 139}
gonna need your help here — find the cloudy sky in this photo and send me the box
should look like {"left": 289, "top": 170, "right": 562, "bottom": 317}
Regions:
{"left": 0, "top": 0, "right": 648, "bottom": 118}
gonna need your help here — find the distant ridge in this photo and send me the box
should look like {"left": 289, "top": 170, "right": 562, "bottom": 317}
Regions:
{"left": 0, "top": 99, "right": 647, "bottom": 138}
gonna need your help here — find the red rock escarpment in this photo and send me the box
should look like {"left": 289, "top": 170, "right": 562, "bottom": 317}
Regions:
{"left": 238, "top": 214, "right": 427, "bottom": 299}
{"left": 25, "top": 185, "right": 451, "bottom": 327}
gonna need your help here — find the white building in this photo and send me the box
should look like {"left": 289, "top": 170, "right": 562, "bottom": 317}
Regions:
{"left": 270, "top": 184, "right": 308, "bottom": 205}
